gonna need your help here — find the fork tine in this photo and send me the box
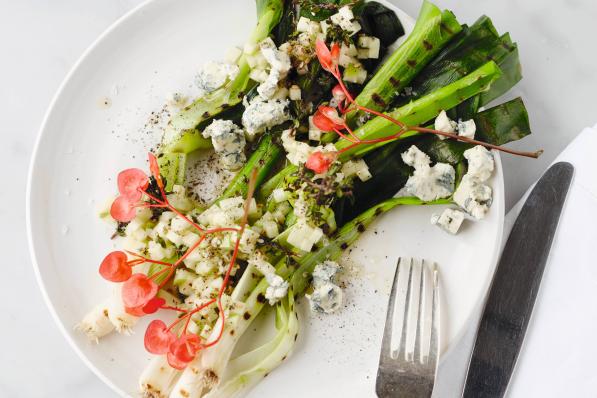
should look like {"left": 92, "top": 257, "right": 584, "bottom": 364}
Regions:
{"left": 380, "top": 258, "right": 410, "bottom": 361}
{"left": 402, "top": 259, "right": 422, "bottom": 362}
{"left": 377, "top": 258, "right": 440, "bottom": 398}
{"left": 428, "top": 263, "right": 440, "bottom": 368}
{"left": 413, "top": 260, "right": 428, "bottom": 364}
{"left": 394, "top": 258, "right": 413, "bottom": 360}
{"left": 416, "top": 260, "right": 433, "bottom": 364}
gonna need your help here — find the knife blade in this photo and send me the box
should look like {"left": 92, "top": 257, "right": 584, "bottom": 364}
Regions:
{"left": 462, "top": 162, "right": 574, "bottom": 398}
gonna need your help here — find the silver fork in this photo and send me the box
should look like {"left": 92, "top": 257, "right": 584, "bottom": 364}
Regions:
{"left": 376, "top": 258, "right": 440, "bottom": 398}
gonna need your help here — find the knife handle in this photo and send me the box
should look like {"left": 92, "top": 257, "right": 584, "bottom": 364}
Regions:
{"left": 462, "top": 162, "right": 574, "bottom": 398}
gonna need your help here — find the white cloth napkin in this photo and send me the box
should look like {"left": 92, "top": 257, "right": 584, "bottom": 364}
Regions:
{"left": 433, "top": 124, "right": 597, "bottom": 398}
{"left": 506, "top": 124, "right": 597, "bottom": 397}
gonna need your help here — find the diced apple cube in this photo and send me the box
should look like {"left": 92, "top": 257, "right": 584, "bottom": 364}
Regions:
{"left": 289, "top": 85, "right": 301, "bottom": 100}
{"left": 226, "top": 47, "right": 242, "bottom": 64}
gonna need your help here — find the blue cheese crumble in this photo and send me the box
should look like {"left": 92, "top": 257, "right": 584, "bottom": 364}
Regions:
{"left": 453, "top": 176, "right": 493, "bottom": 220}
{"left": 457, "top": 119, "right": 476, "bottom": 139}
{"left": 257, "top": 38, "right": 292, "bottom": 99}
{"left": 195, "top": 62, "right": 239, "bottom": 96}
{"left": 464, "top": 145, "right": 494, "bottom": 181}
{"left": 453, "top": 145, "right": 495, "bottom": 220}
{"left": 202, "top": 119, "right": 246, "bottom": 170}
{"left": 281, "top": 129, "right": 336, "bottom": 165}
{"left": 431, "top": 208, "right": 466, "bottom": 234}
{"left": 312, "top": 260, "right": 340, "bottom": 282}
{"left": 242, "top": 96, "right": 290, "bottom": 139}
{"left": 434, "top": 110, "right": 476, "bottom": 140}
{"left": 400, "top": 145, "right": 455, "bottom": 201}
{"left": 434, "top": 110, "right": 457, "bottom": 136}
{"left": 307, "top": 261, "right": 343, "bottom": 314}
{"left": 265, "top": 273, "right": 289, "bottom": 305}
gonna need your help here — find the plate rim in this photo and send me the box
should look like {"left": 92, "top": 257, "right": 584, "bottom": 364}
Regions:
{"left": 26, "top": 1, "right": 505, "bottom": 396}
{"left": 26, "top": 0, "right": 159, "bottom": 396}
{"left": 441, "top": 152, "right": 504, "bottom": 360}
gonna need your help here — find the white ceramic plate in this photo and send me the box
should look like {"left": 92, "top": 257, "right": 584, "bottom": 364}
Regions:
{"left": 27, "top": 1, "right": 504, "bottom": 397}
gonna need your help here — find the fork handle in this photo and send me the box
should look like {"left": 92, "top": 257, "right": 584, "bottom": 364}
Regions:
{"left": 376, "top": 370, "right": 434, "bottom": 398}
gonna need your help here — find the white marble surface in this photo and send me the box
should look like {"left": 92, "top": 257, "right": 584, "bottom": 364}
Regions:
{"left": 2, "top": 0, "right": 596, "bottom": 397}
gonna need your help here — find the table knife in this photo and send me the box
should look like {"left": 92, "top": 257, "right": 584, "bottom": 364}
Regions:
{"left": 462, "top": 162, "right": 574, "bottom": 398}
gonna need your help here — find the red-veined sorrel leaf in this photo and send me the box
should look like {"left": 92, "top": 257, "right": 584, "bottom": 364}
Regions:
{"left": 144, "top": 319, "right": 176, "bottom": 355}
{"left": 124, "top": 304, "right": 146, "bottom": 317}
{"left": 313, "top": 106, "right": 345, "bottom": 132}
{"left": 169, "top": 333, "right": 202, "bottom": 363}
{"left": 117, "top": 168, "right": 148, "bottom": 201}
{"left": 306, "top": 151, "right": 338, "bottom": 174}
{"left": 167, "top": 351, "right": 190, "bottom": 370}
{"left": 122, "top": 273, "right": 158, "bottom": 310}
{"left": 332, "top": 84, "right": 347, "bottom": 102}
{"left": 148, "top": 153, "right": 161, "bottom": 181}
{"left": 142, "top": 297, "right": 166, "bottom": 314}
{"left": 316, "top": 39, "right": 340, "bottom": 74}
{"left": 110, "top": 195, "right": 137, "bottom": 222}
{"left": 99, "top": 251, "right": 131, "bottom": 282}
